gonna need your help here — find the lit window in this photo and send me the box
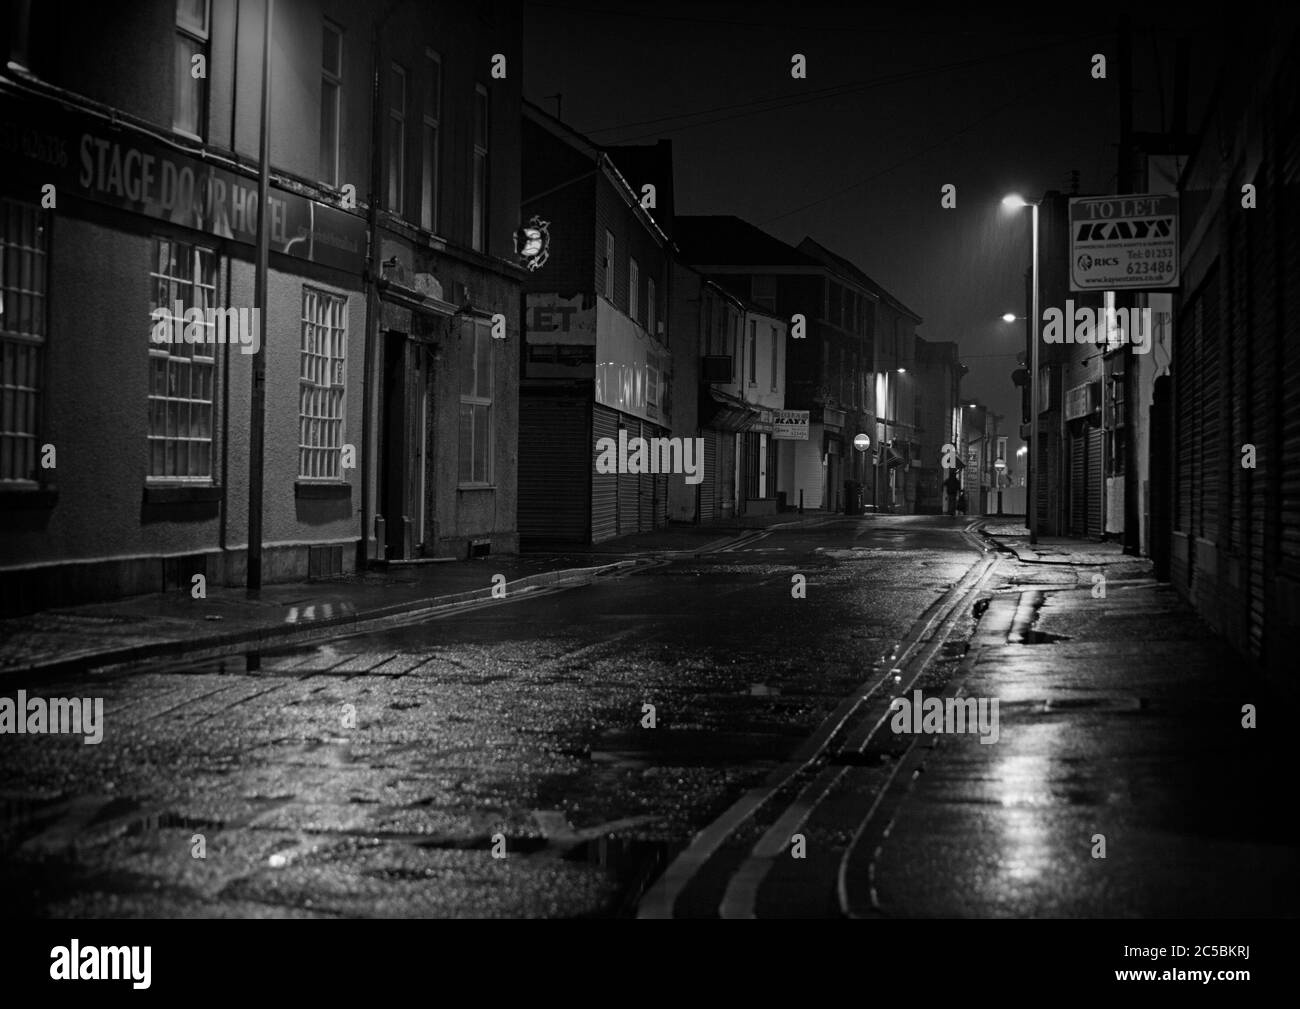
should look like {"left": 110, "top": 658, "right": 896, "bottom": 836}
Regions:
{"left": 299, "top": 288, "right": 348, "bottom": 480}
{"left": 148, "top": 239, "right": 216, "bottom": 480}
{"left": 0, "top": 199, "right": 48, "bottom": 483}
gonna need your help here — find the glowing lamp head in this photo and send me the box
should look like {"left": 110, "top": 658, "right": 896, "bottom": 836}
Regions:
{"left": 1002, "top": 194, "right": 1028, "bottom": 209}
{"left": 520, "top": 228, "right": 543, "bottom": 257}
{"left": 1002, "top": 313, "right": 1017, "bottom": 323}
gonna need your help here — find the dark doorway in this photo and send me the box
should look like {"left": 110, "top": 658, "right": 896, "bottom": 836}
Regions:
{"left": 380, "top": 331, "right": 411, "bottom": 561}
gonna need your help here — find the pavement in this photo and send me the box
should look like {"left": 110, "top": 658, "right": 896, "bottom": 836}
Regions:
{"left": 854, "top": 520, "right": 1298, "bottom": 917}
{"left": 0, "top": 511, "right": 836, "bottom": 680}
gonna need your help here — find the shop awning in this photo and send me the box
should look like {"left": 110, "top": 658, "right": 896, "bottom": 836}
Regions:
{"left": 700, "top": 387, "right": 758, "bottom": 433}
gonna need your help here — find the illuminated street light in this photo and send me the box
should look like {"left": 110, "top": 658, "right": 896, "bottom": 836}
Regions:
{"left": 1002, "top": 191, "right": 1041, "bottom": 544}
{"left": 1002, "top": 312, "right": 1018, "bottom": 323}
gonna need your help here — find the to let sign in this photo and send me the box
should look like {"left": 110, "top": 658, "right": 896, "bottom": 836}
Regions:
{"left": 1069, "top": 194, "right": 1179, "bottom": 291}
{"left": 773, "top": 410, "right": 809, "bottom": 440}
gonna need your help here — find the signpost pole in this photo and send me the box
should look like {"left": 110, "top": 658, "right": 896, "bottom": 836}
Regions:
{"left": 1029, "top": 200, "right": 1040, "bottom": 545}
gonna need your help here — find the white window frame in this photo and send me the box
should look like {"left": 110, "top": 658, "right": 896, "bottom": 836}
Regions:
{"left": 173, "top": 0, "right": 210, "bottom": 140}
{"left": 647, "top": 275, "right": 656, "bottom": 335}
{"left": 299, "top": 287, "right": 348, "bottom": 481}
{"left": 629, "top": 257, "right": 639, "bottom": 322}
{"left": 319, "top": 20, "right": 343, "bottom": 187}
{"left": 459, "top": 319, "right": 494, "bottom": 486}
{"left": 0, "top": 198, "right": 49, "bottom": 485}
{"left": 148, "top": 237, "right": 218, "bottom": 483}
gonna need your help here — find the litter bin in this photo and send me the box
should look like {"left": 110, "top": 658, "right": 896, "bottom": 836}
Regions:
{"left": 844, "top": 480, "right": 863, "bottom": 516}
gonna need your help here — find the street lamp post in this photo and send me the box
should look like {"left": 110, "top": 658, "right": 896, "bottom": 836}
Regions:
{"left": 1003, "top": 194, "right": 1040, "bottom": 544}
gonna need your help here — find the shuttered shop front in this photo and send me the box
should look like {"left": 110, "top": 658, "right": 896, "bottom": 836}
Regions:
{"left": 592, "top": 405, "right": 619, "bottom": 542}
{"left": 518, "top": 395, "right": 590, "bottom": 543}
{"left": 700, "top": 430, "right": 718, "bottom": 522}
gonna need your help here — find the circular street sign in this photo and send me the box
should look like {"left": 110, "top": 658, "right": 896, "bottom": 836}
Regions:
{"left": 853, "top": 433, "right": 871, "bottom": 452}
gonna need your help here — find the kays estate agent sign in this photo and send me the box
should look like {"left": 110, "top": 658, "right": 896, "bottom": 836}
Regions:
{"left": 1069, "top": 194, "right": 1179, "bottom": 292}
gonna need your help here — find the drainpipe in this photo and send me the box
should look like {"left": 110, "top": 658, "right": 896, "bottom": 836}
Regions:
{"left": 359, "top": 14, "right": 387, "bottom": 570}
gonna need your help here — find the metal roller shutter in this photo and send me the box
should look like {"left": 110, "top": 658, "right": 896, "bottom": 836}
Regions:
{"left": 1276, "top": 98, "right": 1300, "bottom": 670}
{"left": 1087, "top": 426, "right": 1103, "bottom": 538}
{"left": 1229, "top": 206, "right": 1249, "bottom": 557}
{"left": 1200, "top": 266, "right": 1222, "bottom": 551}
{"left": 1175, "top": 298, "right": 1199, "bottom": 552}
{"left": 592, "top": 405, "right": 619, "bottom": 542}
{"left": 1248, "top": 164, "right": 1274, "bottom": 658}
{"left": 1069, "top": 431, "right": 1086, "bottom": 537}
{"left": 618, "top": 416, "right": 637, "bottom": 537}
{"left": 518, "top": 395, "right": 590, "bottom": 543}
{"left": 701, "top": 429, "right": 717, "bottom": 522}
{"left": 720, "top": 431, "right": 736, "bottom": 518}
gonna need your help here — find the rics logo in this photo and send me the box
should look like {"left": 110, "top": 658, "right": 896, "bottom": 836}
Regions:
{"left": 514, "top": 215, "right": 551, "bottom": 271}
{"left": 1077, "top": 253, "right": 1093, "bottom": 271}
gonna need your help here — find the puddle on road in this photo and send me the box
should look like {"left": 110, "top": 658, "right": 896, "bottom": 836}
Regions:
{"left": 1022, "top": 630, "right": 1073, "bottom": 644}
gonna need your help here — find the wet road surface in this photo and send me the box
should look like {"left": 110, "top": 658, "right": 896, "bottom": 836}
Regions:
{"left": 0, "top": 516, "right": 983, "bottom": 917}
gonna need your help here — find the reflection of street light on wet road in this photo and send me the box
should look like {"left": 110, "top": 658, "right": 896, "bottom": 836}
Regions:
{"left": 1002, "top": 192, "right": 1041, "bottom": 544}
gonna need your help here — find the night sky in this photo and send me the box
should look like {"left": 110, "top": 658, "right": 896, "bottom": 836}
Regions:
{"left": 523, "top": 1, "right": 1225, "bottom": 449}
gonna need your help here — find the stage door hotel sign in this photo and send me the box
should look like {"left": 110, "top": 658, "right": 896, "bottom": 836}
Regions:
{"left": 2, "top": 95, "right": 366, "bottom": 274}
{"left": 1069, "top": 194, "right": 1178, "bottom": 292}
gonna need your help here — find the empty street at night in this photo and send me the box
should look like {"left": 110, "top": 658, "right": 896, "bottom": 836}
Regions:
{"left": 1, "top": 1, "right": 1297, "bottom": 992}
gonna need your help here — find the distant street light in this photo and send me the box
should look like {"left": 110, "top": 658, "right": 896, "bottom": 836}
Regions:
{"left": 1002, "top": 192, "right": 1041, "bottom": 544}
{"left": 1001, "top": 312, "right": 1018, "bottom": 323}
